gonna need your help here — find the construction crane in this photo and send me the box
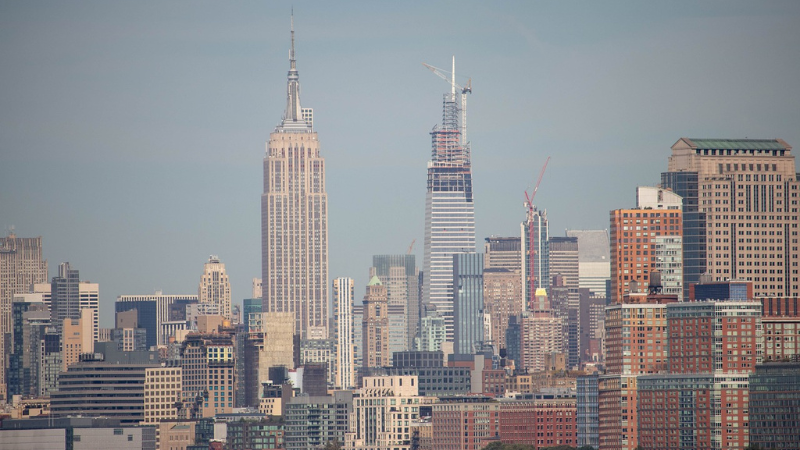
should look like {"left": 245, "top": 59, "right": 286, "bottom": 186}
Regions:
{"left": 422, "top": 57, "right": 472, "bottom": 146}
{"left": 407, "top": 239, "right": 416, "bottom": 255}
{"left": 524, "top": 156, "right": 551, "bottom": 310}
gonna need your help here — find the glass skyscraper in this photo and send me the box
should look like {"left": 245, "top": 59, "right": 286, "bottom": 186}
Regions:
{"left": 422, "top": 63, "right": 476, "bottom": 342}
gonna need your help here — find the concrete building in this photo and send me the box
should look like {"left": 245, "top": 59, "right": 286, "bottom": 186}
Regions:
{"left": 258, "top": 312, "right": 295, "bottom": 383}
{"left": 549, "top": 236, "right": 580, "bottom": 368}
{"left": 609, "top": 187, "right": 683, "bottom": 304}
{"left": 362, "top": 275, "right": 389, "bottom": 369}
{"left": 662, "top": 137, "right": 799, "bottom": 300}
{"left": 0, "top": 233, "right": 47, "bottom": 403}
{"left": 482, "top": 237, "right": 524, "bottom": 354}
{"left": 0, "top": 417, "right": 156, "bottom": 450}
{"left": 749, "top": 362, "right": 800, "bottom": 449}
{"left": 197, "top": 255, "right": 232, "bottom": 320}
{"left": 142, "top": 366, "right": 182, "bottom": 426}
{"left": 333, "top": 277, "right": 355, "bottom": 389}
{"left": 262, "top": 17, "right": 328, "bottom": 340}
{"left": 422, "top": 58, "right": 476, "bottom": 344}
{"left": 453, "top": 253, "right": 484, "bottom": 355}
{"left": 50, "top": 352, "right": 160, "bottom": 425}
{"left": 416, "top": 313, "right": 445, "bottom": 352}
{"left": 61, "top": 308, "right": 94, "bottom": 371}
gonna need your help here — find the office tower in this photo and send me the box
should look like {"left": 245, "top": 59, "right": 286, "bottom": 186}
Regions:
{"left": 8, "top": 298, "right": 47, "bottom": 398}
{"left": 372, "top": 254, "right": 418, "bottom": 351}
{"left": 262, "top": 16, "right": 328, "bottom": 340}
{"left": 332, "top": 277, "right": 355, "bottom": 389}
{"left": 483, "top": 237, "right": 523, "bottom": 354}
{"left": 749, "top": 362, "right": 800, "bottom": 449}
{"left": 362, "top": 276, "right": 389, "bottom": 368}
{"left": 116, "top": 291, "right": 198, "bottom": 347}
{"left": 576, "top": 374, "right": 600, "bottom": 450}
{"left": 352, "top": 304, "right": 363, "bottom": 372}
{"left": 0, "top": 233, "right": 47, "bottom": 401}
{"left": 522, "top": 208, "right": 549, "bottom": 307}
{"left": 49, "top": 263, "right": 99, "bottom": 343}
{"left": 198, "top": 255, "right": 232, "bottom": 319}
{"left": 609, "top": 186, "right": 683, "bottom": 303}
{"left": 180, "top": 332, "right": 236, "bottom": 417}
{"left": 662, "top": 137, "right": 799, "bottom": 299}
{"left": 50, "top": 344, "right": 161, "bottom": 425}
{"left": 565, "top": 230, "right": 610, "bottom": 297}
{"left": 61, "top": 308, "right": 94, "bottom": 371}
{"left": 422, "top": 58, "right": 476, "bottom": 343}
{"left": 453, "top": 253, "right": 484, "bottom": 355}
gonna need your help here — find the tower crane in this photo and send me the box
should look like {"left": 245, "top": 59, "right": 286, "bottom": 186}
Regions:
{"left": 422, "top": 57, "right": 472, "bottom": 146}
{"left": 407, "top": 239, "right": 416, "bottom": 255}
{"left": 524, "top": 156, "right": 551, "bottom": 310}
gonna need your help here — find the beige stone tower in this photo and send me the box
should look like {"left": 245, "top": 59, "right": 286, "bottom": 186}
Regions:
{"left": 198, "top": 255, "right": 231, "bottom": 319}
{"left": 362, "top": 276, "right": 389, "bottom": 369}
{"left": 261, "top": 15, "right": 328, "bottom": 340}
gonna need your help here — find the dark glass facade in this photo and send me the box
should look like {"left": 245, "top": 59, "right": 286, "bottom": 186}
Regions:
{"left": 453, "top": 253, "right": 484, "bottom": 355}
{"left": 115, "top": 299, "right": 158, "bottom": 349}
{"left": 749, "top": 363, "right": 800, "bottom": 449}
{"left": 661, "top": 171, "right": 704, "bottom": 301}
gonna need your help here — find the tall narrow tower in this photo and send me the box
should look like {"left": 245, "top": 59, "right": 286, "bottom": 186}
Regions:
{"left": 262, "top": 15, "right": 328, "bottom": 339}
{"left": 422, "top": 57, "right": 476, "bottom": 342}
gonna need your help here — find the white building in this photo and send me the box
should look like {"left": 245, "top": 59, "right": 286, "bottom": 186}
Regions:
{"left": 333, "top": 277, "right": 355, "bottom": 389}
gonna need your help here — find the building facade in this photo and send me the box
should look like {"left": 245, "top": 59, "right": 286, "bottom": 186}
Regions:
{"left": 453, "top": 253, "right": 484, "bottom": 355}
{"left": 662, "top": 137, "right": 799, "bottom": 299}
{"left": 362, "top": 276, "right": 389, "bottom": 369}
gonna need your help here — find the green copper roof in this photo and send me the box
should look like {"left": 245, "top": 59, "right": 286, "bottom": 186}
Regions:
{"left": 367, "top": 275, "right": 382, "bottom": 286}
{"left": 688, "top": 138, "right": 787, "bottom": 151}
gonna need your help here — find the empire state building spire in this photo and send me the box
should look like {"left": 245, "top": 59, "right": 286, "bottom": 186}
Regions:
{"left": 281, "top": 12, "right": 310, "bottom": 130}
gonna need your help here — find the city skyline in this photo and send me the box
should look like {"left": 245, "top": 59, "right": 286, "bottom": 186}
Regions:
{"left": 2, "top": 2, "right": 800, "bottom": 326}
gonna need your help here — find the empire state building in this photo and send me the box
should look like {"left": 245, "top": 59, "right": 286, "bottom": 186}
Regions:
{"left": 262, "top": 16, "right": 328, "bottom": 339}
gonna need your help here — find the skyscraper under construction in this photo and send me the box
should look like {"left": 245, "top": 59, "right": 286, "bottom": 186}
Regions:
{"left": 262, "top": 16, "right": 328, "bottom": 339}
{"left": 422, "top": 58, "right": 476, "bottom": 342}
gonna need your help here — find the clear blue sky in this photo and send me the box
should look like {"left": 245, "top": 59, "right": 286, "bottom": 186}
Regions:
{"left": 2, "top": 1, "right": 799, "bottom": 327}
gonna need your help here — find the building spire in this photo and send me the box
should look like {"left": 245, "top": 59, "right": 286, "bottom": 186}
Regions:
{"left": 281, "top": 9, "right": 307, "bottom": 129}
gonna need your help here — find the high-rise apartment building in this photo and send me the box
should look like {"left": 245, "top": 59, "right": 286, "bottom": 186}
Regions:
{"left": 0, "top": 233, "right": 47, "bottom": 402}
{"left": 452, "top": 253, "right": 484, "bottom": 355}
{"left": 482, "top": 237, "right": 524, "bottom": 354}
{"left": 609, "top": 186, "right": 683, "bottom": 303}
{"left": 180, "top": 332, "right": 236, "bottom": 417}
{"left": 519, "top": 289, "right": 564, "bottom": 373}
{"left": 198, "top": 255, "right": 231, "bottom": 319}
{"left": 422, "top": 58, "right": 476, "bottom": 343}
{"left": 262, "top": 17, "right": 328, "bottom": 340}
{"left": 362, "top": 276, "right": 389, "bottom": 369}
{"left": 662, "top": 138, "right": 799, "bottom": 299}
